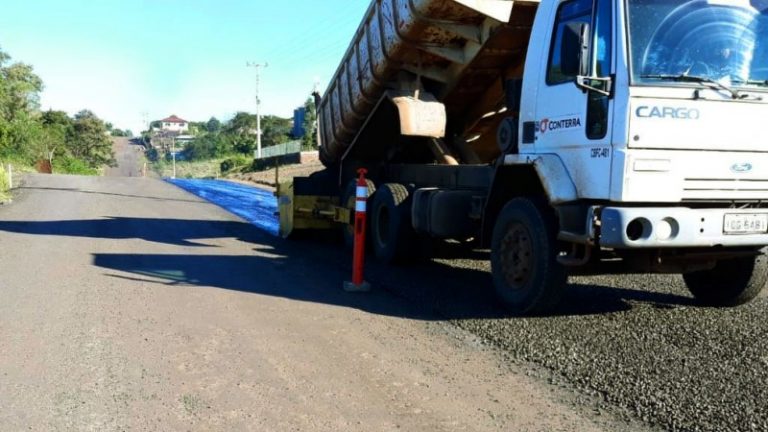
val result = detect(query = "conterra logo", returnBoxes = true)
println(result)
[536,116,582,134]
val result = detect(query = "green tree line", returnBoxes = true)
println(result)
[174,113,293,161]
[0,46,116,174]
[153,96,318,163]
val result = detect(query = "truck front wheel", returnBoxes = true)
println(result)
[371,183,413,263]
[491,198,567,315]
[682,252,768,306]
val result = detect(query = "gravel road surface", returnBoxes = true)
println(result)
[3,140,766,431]
[0,170,626,430]
[164,174,767,432]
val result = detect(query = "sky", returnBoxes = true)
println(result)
[0,0,368,133]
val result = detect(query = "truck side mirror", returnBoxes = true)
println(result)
[561,22,590,77]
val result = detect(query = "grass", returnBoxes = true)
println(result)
[52,157,100,175]
[180,393,203,415]
[153,157,227,179]
[0,160,36,202]
[0,165,10,202]
[152,155,254,179]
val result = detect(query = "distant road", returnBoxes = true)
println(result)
[106,137,145,177]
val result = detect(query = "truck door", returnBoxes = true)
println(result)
[533,0,614,199]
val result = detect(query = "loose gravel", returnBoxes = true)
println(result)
[176,174,768,431]
[371,251,768,432]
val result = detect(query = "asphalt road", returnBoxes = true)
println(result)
[106,137,147,178]
[2,142,766,431]
[0,163,625,429]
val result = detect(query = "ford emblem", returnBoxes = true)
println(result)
[731,163,753,173]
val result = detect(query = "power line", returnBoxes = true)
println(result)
[262,6,363,60]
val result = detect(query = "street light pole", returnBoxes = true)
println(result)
[247,61,268,159]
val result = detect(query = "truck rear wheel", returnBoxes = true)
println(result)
[371,183,413,263]
[342,178,376,249]
[682,252,768,306]
[491,198,567,315]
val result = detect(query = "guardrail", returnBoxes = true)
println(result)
[257,141,302,159]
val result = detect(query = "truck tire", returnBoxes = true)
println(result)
[682,252,768,306]
[371,183,413,263]
[490,198,567,315]
[342,178,376,249]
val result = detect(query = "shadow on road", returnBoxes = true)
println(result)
[18,186,203,204]
[0,215,695,320]
[0,217,260,247]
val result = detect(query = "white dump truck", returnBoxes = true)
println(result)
[278,0,768,314]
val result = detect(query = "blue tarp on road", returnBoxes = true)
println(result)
[166,178,279,236]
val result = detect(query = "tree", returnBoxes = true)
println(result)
[183,134,231,161]
[0,61,43,122]
[38,125,66,165]
[70,110,116,168]
[3,113,43,157]
[187,122,207,136]
[261,115,291,147]
[226,112,257,136]
[74,109,97,121]
[206,117,221,134]
[36,110,74,165]
[302,97,318,149]
[0,46,44,158]
[0,47,116,174]
[41,110,73,129]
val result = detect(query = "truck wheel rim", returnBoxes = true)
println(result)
[499,223,533,290]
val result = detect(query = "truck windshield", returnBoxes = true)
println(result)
[628,0,768,89]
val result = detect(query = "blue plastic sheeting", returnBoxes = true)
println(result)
[166,178,279,236]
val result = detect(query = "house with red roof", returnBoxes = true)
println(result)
[159,115,189,133]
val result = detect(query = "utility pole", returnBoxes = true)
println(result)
[171,136,177,179]
[141,111,149,146]
[247,61,268,159]
[313,78,322,149]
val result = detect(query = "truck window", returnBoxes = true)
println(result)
[629,0,768,90]
[547,0,593,85]
[587,0,612,140]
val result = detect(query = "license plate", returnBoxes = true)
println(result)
[724,213,768,234]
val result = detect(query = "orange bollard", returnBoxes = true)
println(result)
[344,168,371,292]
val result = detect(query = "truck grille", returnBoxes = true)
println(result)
[683,178,768,200]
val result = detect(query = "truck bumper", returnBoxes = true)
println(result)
[600,207,768,248]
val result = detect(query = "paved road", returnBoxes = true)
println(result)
[106,137,146,178]
[3,143,765,432]
[0,173,619,427]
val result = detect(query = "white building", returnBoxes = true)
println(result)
[159,115,189,133]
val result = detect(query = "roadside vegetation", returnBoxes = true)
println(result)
[0,165,10,201]
[0,45,119,198]
[147,97,318,179]
[152,157,229,179]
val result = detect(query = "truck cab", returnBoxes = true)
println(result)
[492,0,768,311]
[282,0,768,314]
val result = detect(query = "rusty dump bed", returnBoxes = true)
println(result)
[318,0,540,167]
